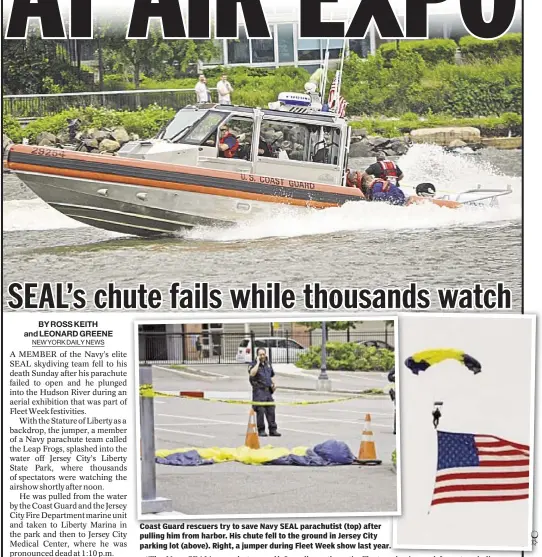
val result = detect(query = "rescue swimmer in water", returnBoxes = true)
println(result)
[346,152,407,205]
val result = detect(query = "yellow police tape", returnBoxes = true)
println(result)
[139,384,388,406]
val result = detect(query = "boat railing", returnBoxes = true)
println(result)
[3,88,219,119]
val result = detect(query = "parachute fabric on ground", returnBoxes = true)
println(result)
[155,440,355,466]
[405,348,482,375]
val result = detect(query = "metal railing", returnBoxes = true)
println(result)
[139,329,394,366]
[3,88,219,118]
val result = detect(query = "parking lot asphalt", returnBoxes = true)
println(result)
[143,365,398,517]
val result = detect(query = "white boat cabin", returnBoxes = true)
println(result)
[119,102,351,187]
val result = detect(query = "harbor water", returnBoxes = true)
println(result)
[3,144,522,312]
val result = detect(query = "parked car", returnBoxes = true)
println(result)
[358,340,395,351]
[236,337,307,364]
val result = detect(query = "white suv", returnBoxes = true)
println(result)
[236,337,306,364]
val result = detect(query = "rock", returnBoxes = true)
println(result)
[85,128,109,142]
[111,127,130,145]
[56,132,71,145]
[369,137,391,149]
[481,137,522,150]
[410,127,481,146]
[388,139,409,156]
[82,138,99,150]
[99,139,121,153]
[130,133,141,142]
[349,140,374,158]
[351,128,368,138]
[449,139,467,148]
[3,133,13,152]
[36,131,57,146]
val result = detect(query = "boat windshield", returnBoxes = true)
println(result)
[181,111,227,145]
[158,108,209,141]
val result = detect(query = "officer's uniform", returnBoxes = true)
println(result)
[249,360,278,435]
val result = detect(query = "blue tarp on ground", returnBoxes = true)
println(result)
[155,440,356,467]
[156,449,213,466]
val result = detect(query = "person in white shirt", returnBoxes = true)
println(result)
[195,75,210,103]
[216,74,233,104]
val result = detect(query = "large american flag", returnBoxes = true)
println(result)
[432,431,530,507]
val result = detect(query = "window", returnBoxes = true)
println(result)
[327,38,345,59]
[240,340,249,347]
[227,27,250,64]
[298,38,321,61]
[220,116,255,159]
[277,24,295,63]
[298,64,320,76]
[207,39,225,65]
[159,108,209,141]
[349,39,370,59]
[252,32,275,64]
[260,118,342,165]
[182,111,226,145]
[287,340,303,349]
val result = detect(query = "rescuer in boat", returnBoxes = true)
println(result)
[362,152,406,205]
[218,124,240,158]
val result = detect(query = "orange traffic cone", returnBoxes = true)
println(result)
[245,408,260,450]
[357,413,382,465]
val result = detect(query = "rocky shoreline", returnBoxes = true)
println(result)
[3,124,521,159]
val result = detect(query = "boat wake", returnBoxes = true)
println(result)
[3,145,521,239]
[184,144,521,243]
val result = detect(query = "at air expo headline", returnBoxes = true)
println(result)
[5,0,517,41]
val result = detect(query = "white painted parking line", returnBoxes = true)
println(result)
[328,409,393,417]
[280,413,391,428]
[155,427,215,438]
[156,423,227,427]
[157,413,339,437]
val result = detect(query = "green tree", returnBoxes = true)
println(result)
[101,24,219,88]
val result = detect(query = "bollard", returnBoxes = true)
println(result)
[139,366,173,514]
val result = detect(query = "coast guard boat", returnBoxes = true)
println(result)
[6,92,512,237]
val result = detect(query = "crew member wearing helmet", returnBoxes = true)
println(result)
[362,152,406,205]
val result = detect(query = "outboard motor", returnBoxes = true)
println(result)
[67,118,81,142]
[416,183,437,198]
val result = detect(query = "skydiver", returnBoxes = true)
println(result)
[432,407,442,429]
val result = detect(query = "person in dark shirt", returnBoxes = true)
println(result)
[363,152,404,184]
[248,348,281,437]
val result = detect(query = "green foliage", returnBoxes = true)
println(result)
[296,342,395,372]
[459,33,522,62]
[342,51,521,117]
[392,450,397,465]
[116,105,176,138]
[3,114,24,143]
[379,39,458,66]
[349,113,522,138]
[18,105,176,143]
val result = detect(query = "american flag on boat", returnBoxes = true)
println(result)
[328,75,348,118]
[431,431,530,507]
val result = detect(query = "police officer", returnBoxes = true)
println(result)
[248,348,281,437]
[387,368,396,435]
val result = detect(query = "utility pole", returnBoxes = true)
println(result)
[317,322,332,391]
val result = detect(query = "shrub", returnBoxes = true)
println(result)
[379,38,457,66]
[392,450,397,465]
[3,113,24,143]
[296,342,395,372]
[459,33,522,62]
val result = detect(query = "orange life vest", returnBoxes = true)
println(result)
[220,133,239,158]
[378,160,398,178]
